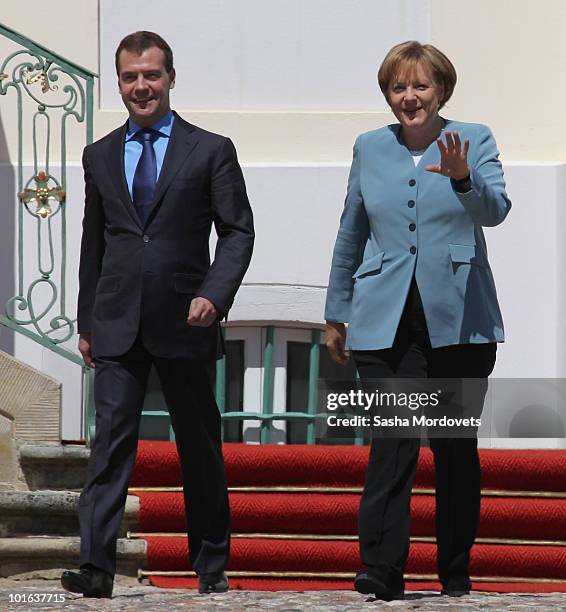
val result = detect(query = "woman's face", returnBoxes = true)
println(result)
[387,62,443,133]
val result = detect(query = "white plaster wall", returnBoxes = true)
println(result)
[3,0,566,162]
[99,0,430,110]
[486,164,566,378]
[431,0,566,162]
[1,0,566,162]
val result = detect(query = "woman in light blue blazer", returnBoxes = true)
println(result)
[325,41,511,601]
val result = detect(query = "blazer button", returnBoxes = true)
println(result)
[410,246,417,254]
[409,179,416,187]
[408,200,415,208]
[409,223,416,231]
[142,235,150,243]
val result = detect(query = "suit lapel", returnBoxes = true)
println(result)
[148,115,199,219]
[104,122,143,229]
[104,114,199,229]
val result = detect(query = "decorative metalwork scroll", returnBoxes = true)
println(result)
[0,23,97,442]
[0,25,95,346]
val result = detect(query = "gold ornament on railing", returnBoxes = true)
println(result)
[19,171,65,218]
[22,66,55,93]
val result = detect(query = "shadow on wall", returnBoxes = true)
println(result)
[0,109,15,355]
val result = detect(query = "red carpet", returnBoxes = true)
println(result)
[143,537,566,579]
[135,490,566,540]
[131,441,566,491]
[129,441,566,592]
[149,577,566,593]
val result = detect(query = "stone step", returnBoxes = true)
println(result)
[0,491,138,537]
[19,444,90,491]
[0,536,145,578]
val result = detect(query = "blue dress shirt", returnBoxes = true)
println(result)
[124,111,174,198]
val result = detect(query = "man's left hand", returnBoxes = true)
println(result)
[187,297,218,327]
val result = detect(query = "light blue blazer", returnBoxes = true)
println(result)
[324,120,511,350]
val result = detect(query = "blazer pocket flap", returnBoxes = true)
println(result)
[352,252,385,279]
[96,276,120,294]
[174,272,202,294]
[448,244,485,266]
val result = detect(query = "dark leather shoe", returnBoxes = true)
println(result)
[354,570,404,601]
[441,588,470,597]
[440,589,470,597]
[198,570,229,594]
[441,577,471,597]
[61,566,113,598]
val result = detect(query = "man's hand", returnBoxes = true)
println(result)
[187,297,218,327]
[325,321,350,365]
[78,333,95,368]
[425,131,470,181]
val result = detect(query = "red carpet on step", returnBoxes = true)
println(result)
[149,576,566,593]
[131,441,566,492]
[131,441,566,592]
[133,490,566,540]
[143,537,566,579]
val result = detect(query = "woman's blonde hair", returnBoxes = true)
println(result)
[378,41,457,109]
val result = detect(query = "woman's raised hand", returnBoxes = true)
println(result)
[425,131,470,181]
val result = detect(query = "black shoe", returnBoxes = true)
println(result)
[354,570,404,601]
[198,571,229,594]
[441,588,470,597]
[61,566,113,598]
[441,577,471,597]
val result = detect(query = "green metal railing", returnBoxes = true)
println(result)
[218,326,364,444]
[0,23,97,441]
[217,326,325,444]
[142,325,366,445]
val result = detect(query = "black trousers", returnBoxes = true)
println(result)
[78,334,230,576]
[353,279,496,588]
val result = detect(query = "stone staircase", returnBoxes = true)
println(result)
[0,443,145,578]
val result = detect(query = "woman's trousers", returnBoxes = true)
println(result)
[353,279,496,589]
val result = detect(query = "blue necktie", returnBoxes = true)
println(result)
[132,129,157,226]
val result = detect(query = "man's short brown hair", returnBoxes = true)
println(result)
[115,31,174,75]
[378,41,457,109]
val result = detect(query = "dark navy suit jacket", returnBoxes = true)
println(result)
[77,112,254,359]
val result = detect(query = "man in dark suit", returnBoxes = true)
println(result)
[61,31,254,598]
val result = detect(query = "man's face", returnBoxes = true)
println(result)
[117,46,175,127]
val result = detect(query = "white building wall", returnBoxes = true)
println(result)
[99,0,430,111]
